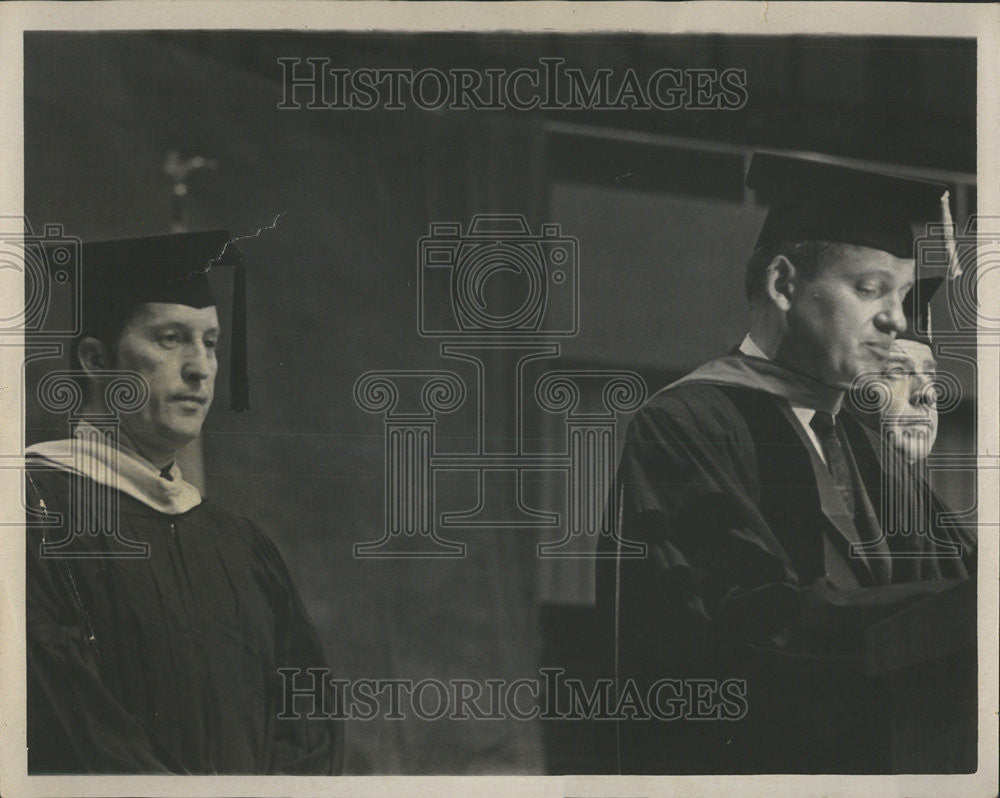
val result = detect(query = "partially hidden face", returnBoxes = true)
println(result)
[880,338,939,463]
[113,302,220,457]
[780,244,914,388]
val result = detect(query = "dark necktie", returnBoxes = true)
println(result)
[159,464,174,482]
[810,412,854,517]
[810,411,891,584]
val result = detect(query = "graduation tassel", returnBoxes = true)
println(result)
[940,190,963,278]
[230,258,250,412]
[216,213,285,411]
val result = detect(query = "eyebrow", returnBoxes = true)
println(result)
[147,321,220,336]
[854,271,913,290]
[884,355,937,371]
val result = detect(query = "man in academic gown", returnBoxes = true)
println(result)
[595,154,976,774]
[847,275,977,578]
[25,231,343,774]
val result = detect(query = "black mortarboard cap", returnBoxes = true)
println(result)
[77,230,249,411]
[746,152,949,258]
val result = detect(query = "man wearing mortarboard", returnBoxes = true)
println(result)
[24,231,343,774]
[596,153,976,774]
[847,268,977,581]
[875,278,946,463]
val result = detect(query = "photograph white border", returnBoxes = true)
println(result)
[1,3,996,797]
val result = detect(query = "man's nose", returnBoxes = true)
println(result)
[911,375,937,408]
[182,344,211,380]
[876,294,908,334]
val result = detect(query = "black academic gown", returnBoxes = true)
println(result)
[25,465,343,775]
[595,381,974,774]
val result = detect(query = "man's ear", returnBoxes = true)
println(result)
[764,255,796,311]
[76,337,112,376]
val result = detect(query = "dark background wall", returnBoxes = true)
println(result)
[23,32,977,774]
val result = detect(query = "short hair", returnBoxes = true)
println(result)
[744,239,835,300]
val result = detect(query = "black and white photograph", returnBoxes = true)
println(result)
[0,3,996,797]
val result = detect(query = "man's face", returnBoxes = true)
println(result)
[113,302,219,460]
[778,245,914,388]
[881,338,939,462]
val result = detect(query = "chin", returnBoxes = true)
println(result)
[898,443,930,464]
[889,426,936,464]
[819,368,856,389]
[170,426,204,445]
[157,420,205,449]
[808,357,862,388]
